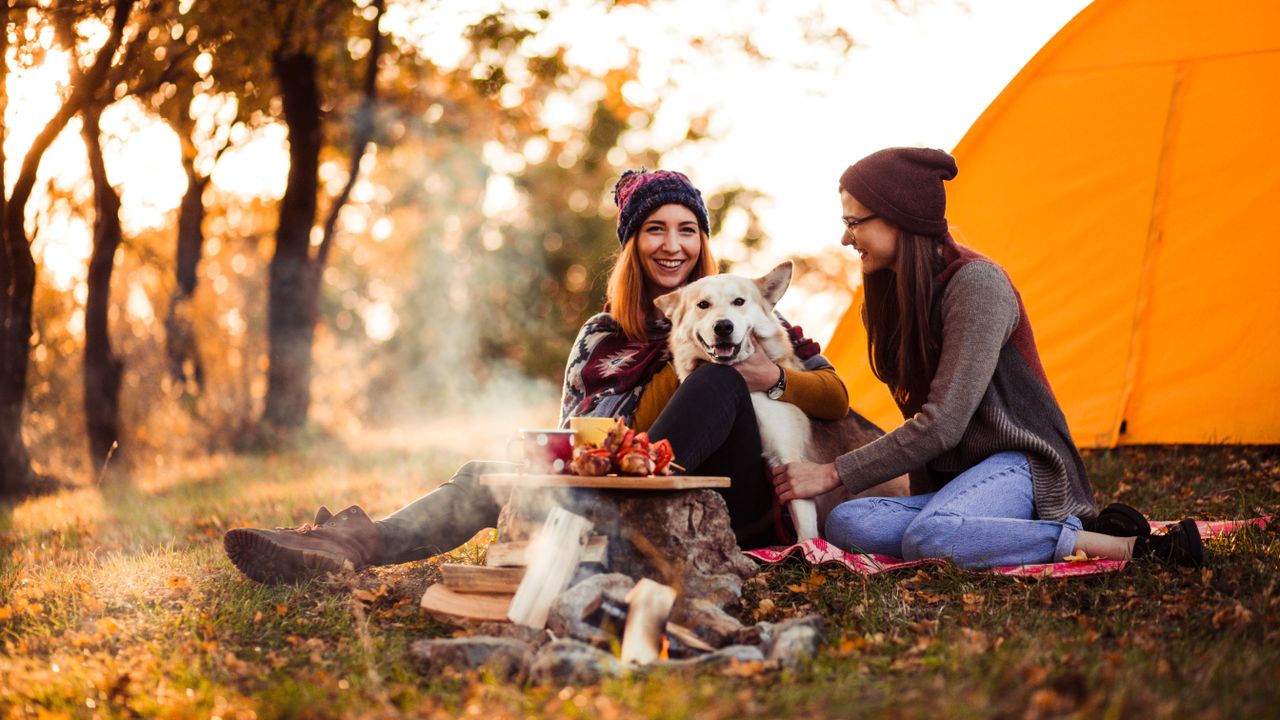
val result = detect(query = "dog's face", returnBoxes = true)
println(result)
[654,261,793,365]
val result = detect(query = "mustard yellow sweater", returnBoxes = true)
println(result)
[633,364,850,432]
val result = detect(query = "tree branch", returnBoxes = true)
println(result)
[315,0,384,270]
[9,0,136,213]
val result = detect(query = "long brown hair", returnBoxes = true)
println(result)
[864,231,952,411]
[606,231,717,341]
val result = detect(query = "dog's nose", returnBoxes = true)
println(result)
[714,320,734,338]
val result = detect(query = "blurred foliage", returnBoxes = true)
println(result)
[6,0,867,479]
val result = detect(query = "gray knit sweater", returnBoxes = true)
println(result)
[833,260,1096,522]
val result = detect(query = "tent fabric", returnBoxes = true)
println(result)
[825,0,1280,447]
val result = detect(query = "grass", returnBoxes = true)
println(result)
[1,429,1277,719]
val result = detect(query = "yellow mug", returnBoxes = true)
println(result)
[569,416,617,447]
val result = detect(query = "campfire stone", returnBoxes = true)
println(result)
[547,573,635,648]
[658,644,766,675]
[471,622,550,649]
[761,615,825,668]
[408,636,533,683]
[529,639,625,686]
[496,487,756,608]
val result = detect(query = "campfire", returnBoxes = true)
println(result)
[413,467,825,684]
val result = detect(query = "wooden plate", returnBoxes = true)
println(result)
[478,473,730,489]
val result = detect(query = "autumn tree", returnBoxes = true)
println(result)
[108,1,250,398]
[0,0,135,495]
[219,0,385,435]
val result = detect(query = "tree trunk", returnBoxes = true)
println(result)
[165,157,208,393]
[0,0,133,494]
[0,0,34,493]
[0,153,38,492]
[262,50,322,431]
[0,231,38,493]
[260,1,383,436]
[80,103,125,468]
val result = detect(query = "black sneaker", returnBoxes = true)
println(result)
[1083,502,1152,538]
[1133,519,1206,567]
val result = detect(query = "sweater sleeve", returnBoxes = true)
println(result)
[833,262,1020,494]
[558,318,597,426]
[780,366,849,420]
[633,364,679,432]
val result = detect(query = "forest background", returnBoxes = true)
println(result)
[0,0,1091,493]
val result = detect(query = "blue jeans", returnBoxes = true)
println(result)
[825,452,1081,569]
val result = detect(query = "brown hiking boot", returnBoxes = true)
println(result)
[224,505,385,584]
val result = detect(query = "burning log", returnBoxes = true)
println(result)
[665,621,715,653]
[547,573,635,649]
[620,578,678,665]
[506,507,593,629]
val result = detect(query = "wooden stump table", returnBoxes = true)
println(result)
[420,473,755,624]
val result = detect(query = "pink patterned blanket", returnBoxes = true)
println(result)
[742,517,1272,578]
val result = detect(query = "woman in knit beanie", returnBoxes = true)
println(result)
[563,168,851,547]
[769,147,1205,569]
[225,169,850,583]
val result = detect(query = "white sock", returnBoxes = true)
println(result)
[1070,530,1137,561]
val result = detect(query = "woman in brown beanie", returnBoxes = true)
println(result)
[224,169,847,583]
[769,147,1205,569]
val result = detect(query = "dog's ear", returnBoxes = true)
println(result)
[653,289,681,321]
[754,260,793,308]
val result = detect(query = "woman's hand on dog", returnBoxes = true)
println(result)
[771,461,840,501]
[736,337,782,392]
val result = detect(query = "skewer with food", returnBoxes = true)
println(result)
[568,419,680,476]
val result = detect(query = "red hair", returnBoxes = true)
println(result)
[607,232,717,341]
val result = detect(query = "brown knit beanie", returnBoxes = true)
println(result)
[839,147,958,237]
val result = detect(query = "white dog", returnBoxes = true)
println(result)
[655,261,909,543]
[654,261,827,541]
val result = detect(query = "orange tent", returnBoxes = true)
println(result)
[826,0,1280,447]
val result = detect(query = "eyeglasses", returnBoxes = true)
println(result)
[842,214,879,230]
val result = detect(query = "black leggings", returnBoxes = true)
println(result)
[375,363,778,563]
[648,363,778,548]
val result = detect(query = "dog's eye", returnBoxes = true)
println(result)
[731,298,746,306]
[696,300,711,310]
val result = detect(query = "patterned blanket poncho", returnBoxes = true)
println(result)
[559,311,824,427]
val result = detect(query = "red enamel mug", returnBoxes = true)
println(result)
[507,428,577,473]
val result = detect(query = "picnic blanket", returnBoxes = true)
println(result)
[743,517,1272,578]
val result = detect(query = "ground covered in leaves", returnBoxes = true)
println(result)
[2,423,1277,719]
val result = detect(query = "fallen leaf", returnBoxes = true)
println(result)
[754,598,776,620]
[1211,602,1254,630]
[1022,664,1050,685]
[785,571,827,594]
[276,604,289,618]
[1062,549,1093,563]
[957,627,989,656]
[719,659,769,678]
[1028,687,1075,715]
[836,635,866,655]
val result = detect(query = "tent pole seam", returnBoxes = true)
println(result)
[1110,61,1190,447]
